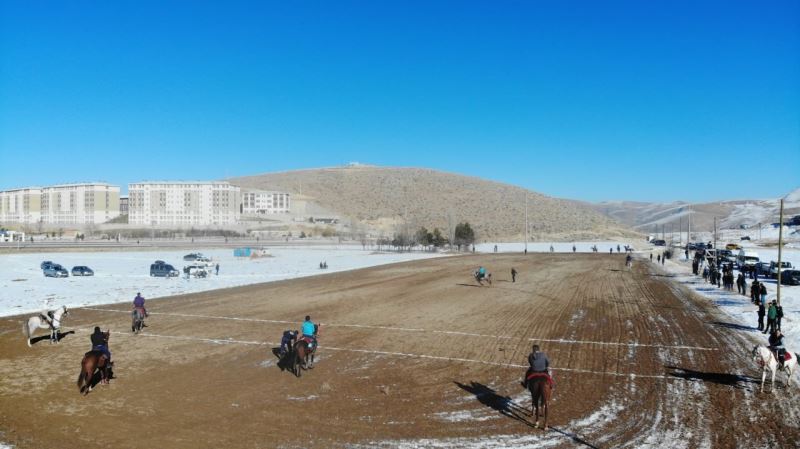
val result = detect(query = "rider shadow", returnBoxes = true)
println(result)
[456,283,484,288]
[29,330,75,345]
[271,347,293,372]
[453,381,532,427]
[665,365,758,389]
[709,321,758,333]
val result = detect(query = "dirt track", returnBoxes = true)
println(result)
[1,254,799,448]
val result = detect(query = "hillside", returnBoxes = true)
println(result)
[592,188,800,233]
[229,166,637,241]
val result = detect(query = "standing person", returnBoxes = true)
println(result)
[511,267,518,283]
[550,245,554,253]
[750,280,759,304]
[215,263,220,275]
[661,253,665,265]
[657,254,661,264]
[609,248,613,254]
[760,283,767,306]
[703,266,709,282]
[279,329,298,357]
[617,245,621,253]
[765,301,777,334]
[776,303,783,331]
[650,253,653,262]
[521,344,550,388]
[740,273,747,296]
[572,245,576,253]
[757,302,765,331]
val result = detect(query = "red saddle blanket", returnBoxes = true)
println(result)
[526,372,555,387]
[785,352,793,362]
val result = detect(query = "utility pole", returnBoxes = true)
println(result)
[777,199,785,305]
[524,193,528,254]
[714,216,718,266]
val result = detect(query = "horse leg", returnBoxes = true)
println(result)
[542,386,550,430]
[761,369,766,393]
[771,367,777,393]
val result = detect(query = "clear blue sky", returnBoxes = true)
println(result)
[1,1,798,202]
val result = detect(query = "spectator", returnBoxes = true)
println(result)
[650,253,653,262]
[757,302,765,331]
[657,254,661,264]
[776,303,783,331]
[765,300,778,334]
[661,254,665,265]
[511,267,518,283]
[750,280,759,304]
[760,283,767,307]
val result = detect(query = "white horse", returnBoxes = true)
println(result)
[23,305,69,347]
[752,345,796,392]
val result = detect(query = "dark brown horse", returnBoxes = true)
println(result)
[291,339,316,378]
[77,332,111,394]
[527,374,552,429]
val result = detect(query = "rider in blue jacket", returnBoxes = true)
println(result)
[302,316,317,349]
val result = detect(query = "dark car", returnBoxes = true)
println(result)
[43,264,68,278]
[40,260,54,269]
[740,236,751,241]
[780,270,800,286]
[71,266,94,276]
[652,239,666,246]
[150,261,179,277]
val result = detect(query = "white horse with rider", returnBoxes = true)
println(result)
[23,305,69,347]
[752,345,797,392]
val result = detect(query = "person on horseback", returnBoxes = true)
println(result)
[90,326,111,364]
[41,309,56,330]
[477,266,486,280]
[302,316,317,350]
[522,344,550,388]
[280,329,298,356]
[133,292,148,318]
[768,330,786,368]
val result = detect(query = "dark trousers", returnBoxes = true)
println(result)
[757,314,765,331]
[777,317,782,331]
[765,318,776,334]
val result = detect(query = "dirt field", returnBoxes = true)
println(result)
[1,254,799,448]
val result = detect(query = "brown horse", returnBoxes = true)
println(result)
[527,374,552,429]
[77,332,111,394]
[291,339,316,378]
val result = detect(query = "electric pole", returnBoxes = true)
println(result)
[777,199,785,305]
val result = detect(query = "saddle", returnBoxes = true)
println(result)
[526,372,555,388]
[40,313,55,329]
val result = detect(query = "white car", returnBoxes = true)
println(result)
[769,261,794,279]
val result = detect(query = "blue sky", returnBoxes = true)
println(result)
[1,1,798,202]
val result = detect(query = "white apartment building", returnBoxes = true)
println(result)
[128,181,240,226]
[0,183,119,225]
[241,190,291,215]
[40,183,120,225]
[0,187,42,224]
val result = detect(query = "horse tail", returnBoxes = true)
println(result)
[77,357,87,391]
[23,319,31,345]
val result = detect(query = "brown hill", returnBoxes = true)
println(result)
[229,166,636,241]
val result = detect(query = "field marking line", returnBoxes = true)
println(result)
[83,306,713,352]
[73,327,676,380]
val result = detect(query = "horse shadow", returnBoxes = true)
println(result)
[29,330,75,345]
[665,365,758,389]
[271,347,293,372]
[709,321,758,332]
[456,283,483,288]
[454,381,533,427]
[82,365,115,394]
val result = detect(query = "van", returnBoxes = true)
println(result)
[737,250,759,269]
[150,261,179,277]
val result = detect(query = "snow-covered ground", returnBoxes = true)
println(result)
[475,241,634,254]
[0,246,444,318]
[661,248,800,352]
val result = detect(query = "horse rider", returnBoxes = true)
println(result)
[280,329,298,356]
[768,330,786,368]
[477,266,486,280]
[626,253,632,267]
[40,309,56,330]
[133,292,148,318]
[302,315,318,350]
[90,326,112,365]
[522,344,551,388]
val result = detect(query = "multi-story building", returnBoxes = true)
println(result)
[1,184,119,225]
[119,196,129,215]
[128,181,240,226]
[0,187,42,224]
[241,190,291,215]
[40,183,120,225]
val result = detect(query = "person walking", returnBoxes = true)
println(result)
[215,263,220,275]
[757,302,765,331]
[765,301,778,334]
[511,267,518,283]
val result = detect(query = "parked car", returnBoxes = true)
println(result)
[740,236,751,241]
[150,261,179,277]
[756,262,772,276]
[43,264,69,277]
[737,249,759,269]
[40,260,54,269]
[769,261,794,279]
[183,264,210,278]
[652,239,666,246]
[183,253,205,261]
[71,266,94,276]
[725,243,741,251]
[780,270,800,286]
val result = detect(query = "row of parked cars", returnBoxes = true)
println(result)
[41,261,94,278]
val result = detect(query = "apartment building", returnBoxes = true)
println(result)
[128,181,240,226]
[241,190,291,215]
[0,187,42,224]
[0,183,119,225]
[119,196,129,215]
[40,183,120,225]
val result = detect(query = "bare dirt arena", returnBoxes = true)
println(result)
[1,254,799,448]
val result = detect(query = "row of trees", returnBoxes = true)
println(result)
[384,222,475,251]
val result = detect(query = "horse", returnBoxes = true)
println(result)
[527,373,553,429]
[23,305,69,347]
[291,339,317,378]
[753,345,797,392]
[131,308,146,333]
[474,271,492,286]
[77,332,112,394]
